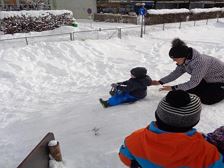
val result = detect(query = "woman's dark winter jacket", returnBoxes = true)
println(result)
[160,48,224,91]
[117,75,152,99]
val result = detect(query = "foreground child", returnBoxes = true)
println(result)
[119,90,224,168]
[99,67,152,108]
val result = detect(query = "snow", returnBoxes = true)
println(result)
[148,8,189,14]
[49,159,65,168]
[48,140,58,147]
[148,7,224,15]
[0,10,73,19]
[49,155,65,168]
[0,18,224,168]
[191,8,223,14]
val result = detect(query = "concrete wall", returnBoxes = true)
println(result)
[145,11,223,25]
[94,11,223,25]
[156,3,177,9]
[94,13,137,24]
[51,0,97,19]
[190,3,204,9]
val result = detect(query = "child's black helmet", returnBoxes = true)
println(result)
[130,67,147,78]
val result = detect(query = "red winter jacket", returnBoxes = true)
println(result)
[119,122,224,168]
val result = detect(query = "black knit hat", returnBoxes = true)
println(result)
[155,90,201,132]
[169,38,191,58]
[169,46,190,58]
[130,67,147,78]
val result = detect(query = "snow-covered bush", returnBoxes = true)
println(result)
[0,10,73,34]
[189,8,222,21]
[146,9,189,25]
[145,8,223,25]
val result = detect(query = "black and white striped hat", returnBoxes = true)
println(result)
[156,90,201,130]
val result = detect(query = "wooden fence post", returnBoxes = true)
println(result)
[25,37,28,45]
[163,23,165,31]
[217,14,219,22]
[17,132,55,168]
[48,140,62,161]
[70,33,73,41]
[118,28,122,39]
[179,21,182,29]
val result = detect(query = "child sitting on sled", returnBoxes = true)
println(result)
[99,67,152,108]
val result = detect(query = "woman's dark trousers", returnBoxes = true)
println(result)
[187,79,224,105]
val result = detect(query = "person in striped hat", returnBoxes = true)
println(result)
[151,38,224,105]
[119,90,224,168]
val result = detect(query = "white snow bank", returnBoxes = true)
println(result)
[0,10,73,19]
[48,140,58,147]
[49,158,66,168]
[148,7,224,15]
[191,8,223,14]
[148,8,189,15]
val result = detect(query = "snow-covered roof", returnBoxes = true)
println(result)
[0,10,73,19]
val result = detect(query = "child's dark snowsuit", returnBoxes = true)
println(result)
[108,75,152,106]
[102,67,152,107]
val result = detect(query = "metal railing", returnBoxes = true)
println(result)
[0,18,223,47]
[0,27,129,46]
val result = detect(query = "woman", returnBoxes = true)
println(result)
[152,38,224,105]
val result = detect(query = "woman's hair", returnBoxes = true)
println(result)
[169,38,192,59]
[171,38,187,48]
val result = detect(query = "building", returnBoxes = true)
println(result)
[97,0,154,14]
[1,0,224,18]
[50,0,97,19]
[96,0,224,14]
[154,0,224,9]
[0,0,97,19]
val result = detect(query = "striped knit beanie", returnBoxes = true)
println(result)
[156,90,201,132]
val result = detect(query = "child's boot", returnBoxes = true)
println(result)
[99,98,110,108]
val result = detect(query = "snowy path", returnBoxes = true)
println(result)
[0,21,224,167]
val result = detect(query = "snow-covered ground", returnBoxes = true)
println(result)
[0,19,224,168]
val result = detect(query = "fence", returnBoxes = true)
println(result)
[0,27,137,47]
[0,17,223,47]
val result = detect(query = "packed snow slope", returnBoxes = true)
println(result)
[0,19,224,168]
